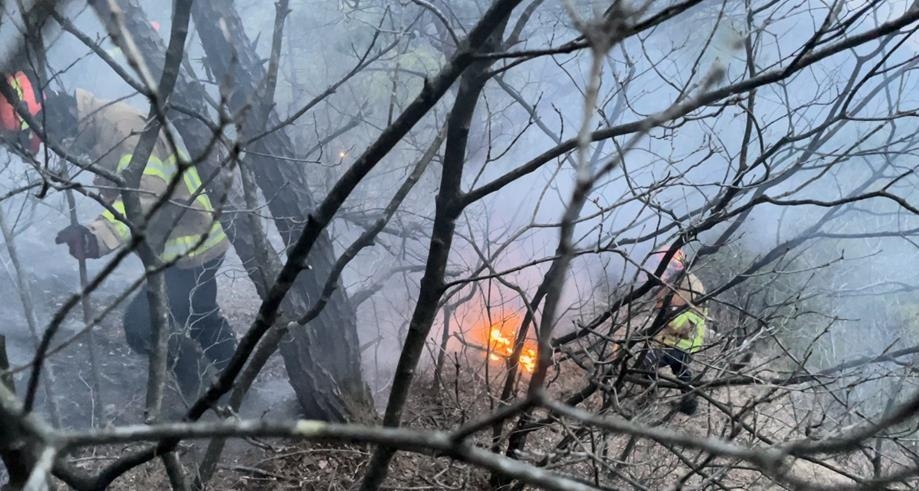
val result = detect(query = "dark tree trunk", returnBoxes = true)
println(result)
[90,0,372,421]
[189,0,371,421]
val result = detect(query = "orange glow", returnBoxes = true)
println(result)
[477,315,538,374]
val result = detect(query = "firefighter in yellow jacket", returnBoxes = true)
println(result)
[640,245,707,415]
[0,78,237,398]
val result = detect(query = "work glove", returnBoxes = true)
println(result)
[54,224,100,260]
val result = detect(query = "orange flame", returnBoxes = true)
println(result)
[480,318,538,373]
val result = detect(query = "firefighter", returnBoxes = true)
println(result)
[639,245,707,415]
[0,73,237,399]
[0,71,42,154]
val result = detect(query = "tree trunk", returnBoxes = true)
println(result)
[189,0,371,421]
[90,0,372,421]
[87,0,273,293]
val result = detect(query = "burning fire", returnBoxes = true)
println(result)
[480,317,538,374]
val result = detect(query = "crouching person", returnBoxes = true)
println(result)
[639,245,707,415]
[0,80,240,400]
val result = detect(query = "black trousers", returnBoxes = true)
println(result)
[123,258,237,377]
[639,347,693,390]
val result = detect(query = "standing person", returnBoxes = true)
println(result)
[639,244,707,415]
[0,75,237,399]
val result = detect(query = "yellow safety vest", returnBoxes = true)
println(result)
[100,152,226,263]
[660,309,706,353]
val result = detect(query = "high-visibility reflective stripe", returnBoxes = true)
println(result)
[165,153,214,211]
[662,310,706,353]
[161,221,227,262]
[109,151,226,260]
[118,153,214,211]
[9,77,28,131]
[168,154,214,211]
[10,78,23,99]
[100,200,131,241]
[117,154,177,182]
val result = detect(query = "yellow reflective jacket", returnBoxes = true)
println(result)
[655,273,707,353]
[69,89,228,268]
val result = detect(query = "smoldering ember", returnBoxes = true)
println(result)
[4,1,919,489]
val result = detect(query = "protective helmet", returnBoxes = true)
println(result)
[649,244,686,281]
[0,71,42,153]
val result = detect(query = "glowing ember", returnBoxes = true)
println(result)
[483,321,538,373]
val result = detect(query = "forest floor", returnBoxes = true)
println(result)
[0,267,894,490]
[0,262,304,488]
[0,318,886,490]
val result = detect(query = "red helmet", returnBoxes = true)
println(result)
[0,71,42,153]
[649,244,686,281]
